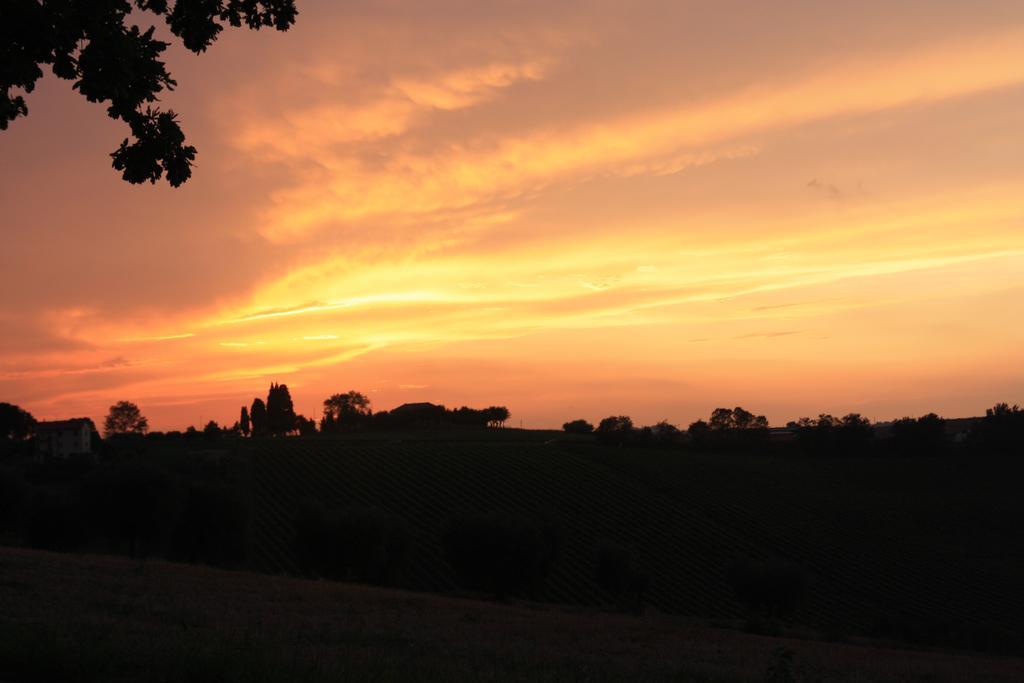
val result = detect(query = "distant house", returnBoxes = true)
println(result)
[389,402,445,427]
[35,418,96,459]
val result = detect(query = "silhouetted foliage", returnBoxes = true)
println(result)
[249,398,267,437]
[595,415,634,445]
[239,406,250,437]
[442,511,562,599]
[320,391,371,433]
[891,413,947,456]
[650,420,682,446]
[728,558,807,619]
[484,406,510,428]
[84,463,183,557]
[788,413,874,455]
[687,419,711,448]
[295,415,317,436]
[293,502,410,585]
[203,420,222,440]
[562,419,594,434]
[265,383,296,436]
[0,468,30,531]
[698,407,769,450]
[0,0,298,185]
[709,406,769,431]
[103,401,148,437]
[169,481,251,566]
[970,403,1024,455]
[594,540,649,612]
[24,492,87,551]
[0,402,36,440]
[447,405,512,429]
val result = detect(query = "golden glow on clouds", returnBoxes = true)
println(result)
[242,27,1024,243]
[3,2,1023,428]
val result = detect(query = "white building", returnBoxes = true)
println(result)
[35,418,95,459]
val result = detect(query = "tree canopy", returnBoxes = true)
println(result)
[0,402,36,440]
[265,382,296,436]
[103,400,148,437]
[321,391,372,433]
[1,0,298,186]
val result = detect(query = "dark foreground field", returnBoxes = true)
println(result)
[249,435,1024,650]
[2,546,1023,682]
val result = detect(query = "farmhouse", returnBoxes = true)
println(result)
[389,402,445,427]
[35,418,96,459]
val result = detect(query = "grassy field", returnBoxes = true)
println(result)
[2,545,1023,682]
[246,433,1024,650]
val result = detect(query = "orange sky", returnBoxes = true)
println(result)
[2,1,1023,430]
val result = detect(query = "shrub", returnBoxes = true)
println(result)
[83,463,185,557]
[293,503,410,585]
[594,540,649,611]
[24,493,88,551]
[169,481,252,567]
[727,558,807,619]
[442,511,562,599]
[0,468,30,532]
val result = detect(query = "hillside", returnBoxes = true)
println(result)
[2,546,1023,682]
[248,433,1024,650]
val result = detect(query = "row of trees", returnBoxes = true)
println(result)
[2,388,513,449]
[0,460,250,566]
[562,406,772,448]
[564,403,1024,456]
[235,386,510,437]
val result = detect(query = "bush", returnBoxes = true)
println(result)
[594,540,649,611]
[727,558,807,619]
[442,511,562,599]
[293,503,410,585]
[0,468,30,532]
[84,463,185,557]
[24,493,88,551]
[169,481,252,567]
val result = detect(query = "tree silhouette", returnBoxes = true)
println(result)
[1,1,298,186]
[702,407,769,449]
[265,382,296,436]
[687,419,711,447]
[321,391,371,433]
[239,405,250,437]
[295,414,317,436]
[596,415,634,445]
[891,413,946,456]
[249,398,267,436]
[103,400,148,437]
[0,402,36,440]
[484,406,511,428]
[562,419,594,434]
[202,420,221,439]
[651,420,682,445]
[788,413,874,455]
[971,403,1024,455]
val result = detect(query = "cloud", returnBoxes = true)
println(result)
[243,26,1024,243]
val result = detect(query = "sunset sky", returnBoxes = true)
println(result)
[2,0,1023,431]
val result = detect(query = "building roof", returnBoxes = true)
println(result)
[391,402,441,413]
[35,418,95,432]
